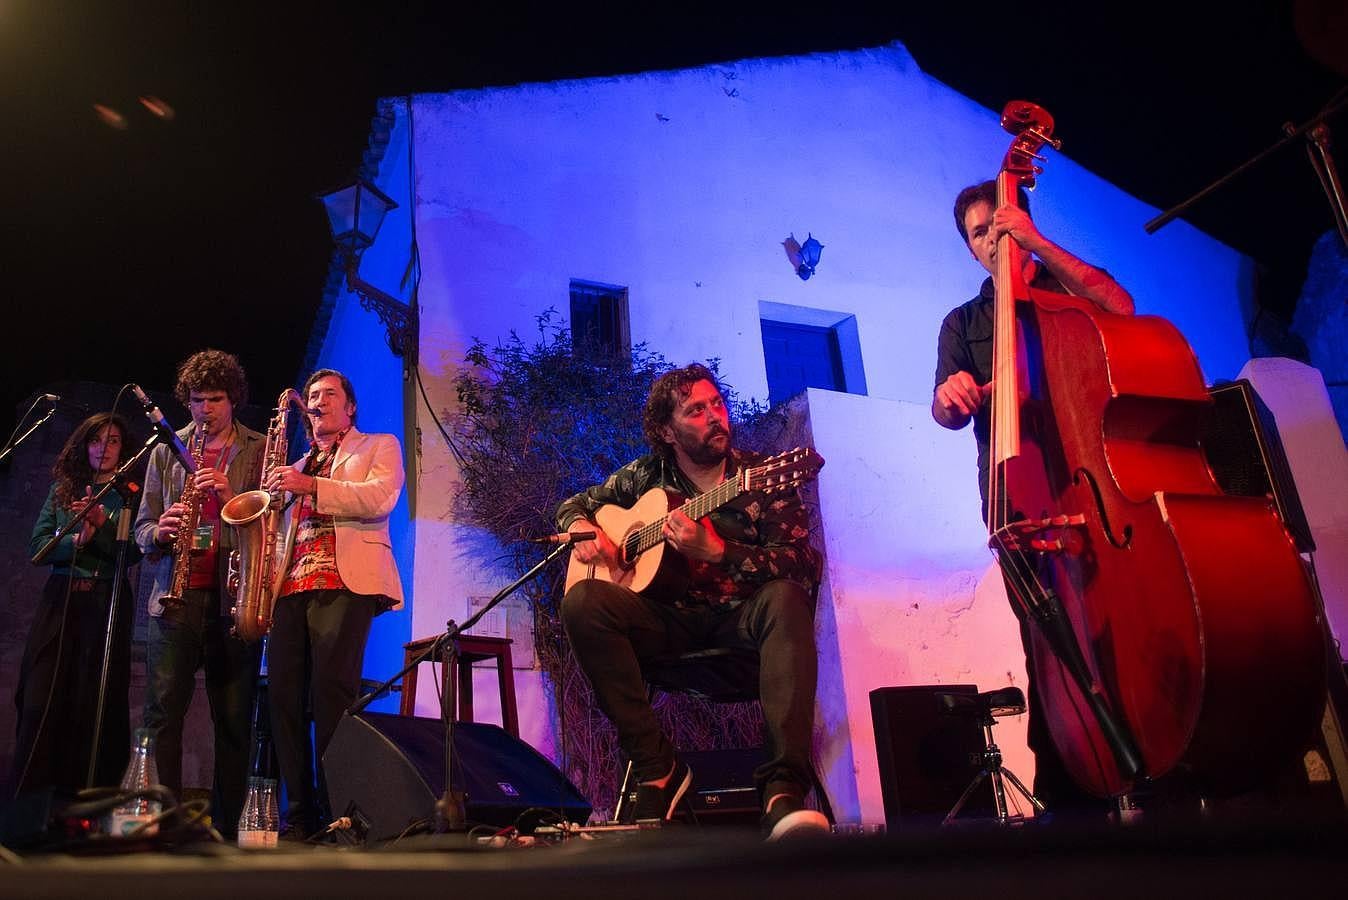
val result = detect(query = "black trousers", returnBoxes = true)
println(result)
[144,588,261,835]
[11,575,132,798]
[561,578,818,798]
[268,588,377,833]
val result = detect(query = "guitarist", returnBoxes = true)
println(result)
[557,363,828,841]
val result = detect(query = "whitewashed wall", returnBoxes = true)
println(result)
[374,44,1262,822]
[804,388,1033,823]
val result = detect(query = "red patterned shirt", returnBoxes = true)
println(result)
[278,436,348,597]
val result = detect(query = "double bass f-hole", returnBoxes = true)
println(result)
[1073,468,1133,550]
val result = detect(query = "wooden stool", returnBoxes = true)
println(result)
[399,633,519,737]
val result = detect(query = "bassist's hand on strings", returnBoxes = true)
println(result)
[663,508,726,564]
[992,203,1047,257]
[934,371,992,428]
[569,520,621,569]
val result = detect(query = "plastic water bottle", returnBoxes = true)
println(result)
[237,777,280,848]
[237,777,264,848]
[107,728,162,837]
[260,778,280,848]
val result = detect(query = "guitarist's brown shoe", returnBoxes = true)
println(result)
[629,760,693,824]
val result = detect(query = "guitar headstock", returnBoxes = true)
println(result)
[743,446,825,494]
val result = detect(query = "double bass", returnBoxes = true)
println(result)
[986,101,1325,798]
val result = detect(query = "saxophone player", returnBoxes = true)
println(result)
[263,368,404,841]
[133,349,265,838]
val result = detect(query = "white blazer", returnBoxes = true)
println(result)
[277,427,405,609]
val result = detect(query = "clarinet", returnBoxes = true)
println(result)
[159,424,207,606]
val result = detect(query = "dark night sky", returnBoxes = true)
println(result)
[2,1,1344,443]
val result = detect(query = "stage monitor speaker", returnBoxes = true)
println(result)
[324,712,591,839]
[1202,379,1314,553]
[870,685,995,830]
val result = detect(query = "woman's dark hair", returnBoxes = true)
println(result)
[642,363,723,458]
[173,348,249,409]
[52,413,129,507]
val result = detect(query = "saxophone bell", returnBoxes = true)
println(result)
[224,388,307,643]
[222,489,271,602]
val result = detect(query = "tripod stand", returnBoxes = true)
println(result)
[941,686,1045,826]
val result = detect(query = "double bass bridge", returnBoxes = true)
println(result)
[990,513,1087,555]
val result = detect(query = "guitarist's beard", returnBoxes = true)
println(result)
[680,426,730,467]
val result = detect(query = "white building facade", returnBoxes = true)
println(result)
[306,44,1337,825]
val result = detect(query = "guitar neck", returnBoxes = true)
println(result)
[632,475,742,556]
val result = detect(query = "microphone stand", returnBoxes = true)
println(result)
[1145,91,1348,237]
[346,539,574,833]
[86,481,140,788]
[0,403,58,467]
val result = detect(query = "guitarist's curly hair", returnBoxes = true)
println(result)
[642,362,723,458]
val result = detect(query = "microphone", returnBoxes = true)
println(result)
[530,531,596,545]
[130,384,198,474]
[41,393,92,412]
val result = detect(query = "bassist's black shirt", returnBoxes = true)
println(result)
[934,265,1067,517]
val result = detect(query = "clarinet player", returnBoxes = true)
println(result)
[134,349,265,837]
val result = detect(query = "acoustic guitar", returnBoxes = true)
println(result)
[563,447,824,598]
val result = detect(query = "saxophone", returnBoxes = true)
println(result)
[222,388,308,642]
[160,424,207,607]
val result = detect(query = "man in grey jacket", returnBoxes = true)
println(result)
[134,349,264,837]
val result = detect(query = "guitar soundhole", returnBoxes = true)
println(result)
[622,532,642,567]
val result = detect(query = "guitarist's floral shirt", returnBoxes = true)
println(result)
[556,449,822,607]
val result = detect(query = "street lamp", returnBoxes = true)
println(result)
[316,179,416,358]
[796,233,824,281]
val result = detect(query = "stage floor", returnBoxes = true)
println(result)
[4,816,1347,899]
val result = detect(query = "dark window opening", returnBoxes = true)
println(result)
[570,280,630,358]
